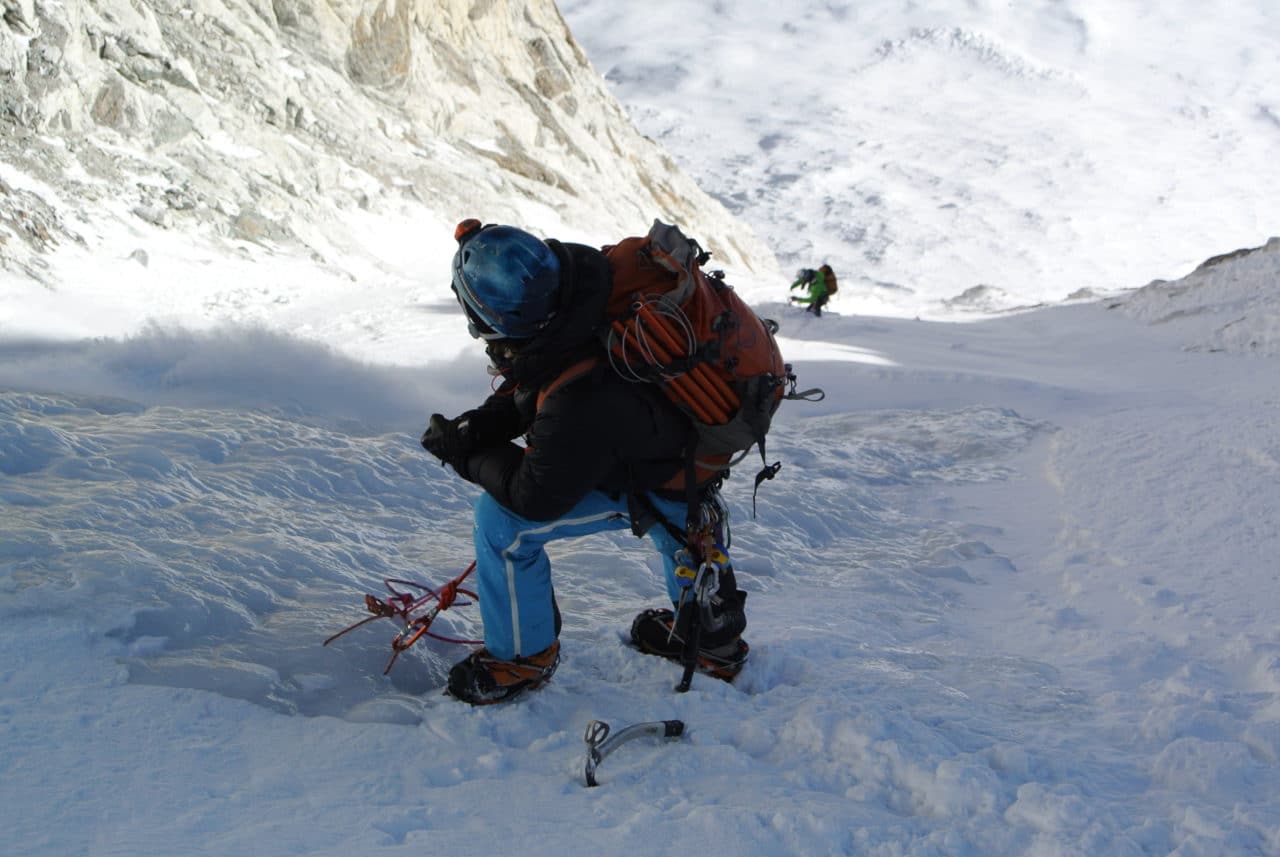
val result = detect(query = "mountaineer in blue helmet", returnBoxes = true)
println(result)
[420,219,748,705]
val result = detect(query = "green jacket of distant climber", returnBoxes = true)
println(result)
[790,264,837,313]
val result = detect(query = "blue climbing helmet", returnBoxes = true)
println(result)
[451,219,561,340]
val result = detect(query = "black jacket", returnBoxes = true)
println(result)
[452,242,692,521]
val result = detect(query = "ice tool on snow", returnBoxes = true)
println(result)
[583,719,685,787]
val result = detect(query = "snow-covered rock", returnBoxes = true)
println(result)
[1110,237,1280,356]
[0,0,779,293]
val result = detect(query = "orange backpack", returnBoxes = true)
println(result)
[597,221,821,507]
[819,264,838,295]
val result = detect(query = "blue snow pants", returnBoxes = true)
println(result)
[472,489,689,660]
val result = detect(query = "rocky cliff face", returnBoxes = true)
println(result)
[0,0,777,291]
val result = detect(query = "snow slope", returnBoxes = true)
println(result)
[3,243,1279,854]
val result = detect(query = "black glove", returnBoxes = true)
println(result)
[420,413,473,467]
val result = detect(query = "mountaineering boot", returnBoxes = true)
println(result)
[446,640,560,705]
[630,592,749,681]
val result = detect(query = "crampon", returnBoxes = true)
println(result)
[323,561,481,674]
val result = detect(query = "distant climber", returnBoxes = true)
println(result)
[789,264,837,316]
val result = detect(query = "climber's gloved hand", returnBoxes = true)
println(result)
[420,413,473,467]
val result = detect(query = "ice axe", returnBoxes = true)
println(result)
[582,718,685,787]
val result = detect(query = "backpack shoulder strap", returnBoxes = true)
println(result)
[536,356,603,411]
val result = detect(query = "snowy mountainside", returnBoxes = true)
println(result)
[1110,237,1280,356]
[3,0,1280,852]
[561,0,1280,317]
[0,0,778,355]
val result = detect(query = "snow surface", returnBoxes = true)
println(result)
[3,3,1280,857]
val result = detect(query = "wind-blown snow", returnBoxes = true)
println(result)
[3,2,1280,856]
